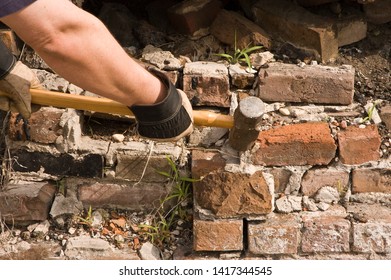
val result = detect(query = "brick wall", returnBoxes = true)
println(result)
[1,0,390,259]
[187,61,390,259]
[1,58,389,259]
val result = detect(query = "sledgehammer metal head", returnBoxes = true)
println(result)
[228,96,265,151]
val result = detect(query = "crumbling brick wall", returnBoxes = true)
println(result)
[0,0,390,259]
[1,59,390,259]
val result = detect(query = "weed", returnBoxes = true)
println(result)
[139,213,174,248]
[56,178,66,196]
[139,156,198,248]
[214,30,263,71]
[362,101,380,123]
[75,205,93,228]
[362,104,375,123]
[157,157,195,210]
[336,180,348,198]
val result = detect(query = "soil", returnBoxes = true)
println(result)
[335,22,390,158]
[337,23,390,104]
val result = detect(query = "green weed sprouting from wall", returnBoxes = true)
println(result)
[139,156,199,248]
[214,30,263,71]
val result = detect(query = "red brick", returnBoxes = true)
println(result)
[352,168,391,193]
[191,150,226,179]
[146,0,177,32]
[0,182,56,224]
[115,154,171,182]
[193,219,243,251]
[301,168,350,197]
[164,70,180,86]
[302,216,351,253]
[347,203,391,223]
[348,203,391,253]
[248,214,300,255]
[8,108,63,143]
[183,62,230,107]
[252,0,338,62]
[195,170,272,218]
[210,9,271,50]
[229,64,257,89]
[257,63,354,105]
[338,125,381,165]
[253,122,337,166]
[77,179,173,211]
[167,0,222,35]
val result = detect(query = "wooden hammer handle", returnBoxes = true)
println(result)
[27,88,234,128]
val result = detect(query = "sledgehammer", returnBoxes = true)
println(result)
[3,88,266,150]
[28,88,234,129]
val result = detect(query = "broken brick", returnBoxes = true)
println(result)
[195,170,272,218]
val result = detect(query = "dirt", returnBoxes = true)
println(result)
[337,23,390,104]
[336,22,390,158]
